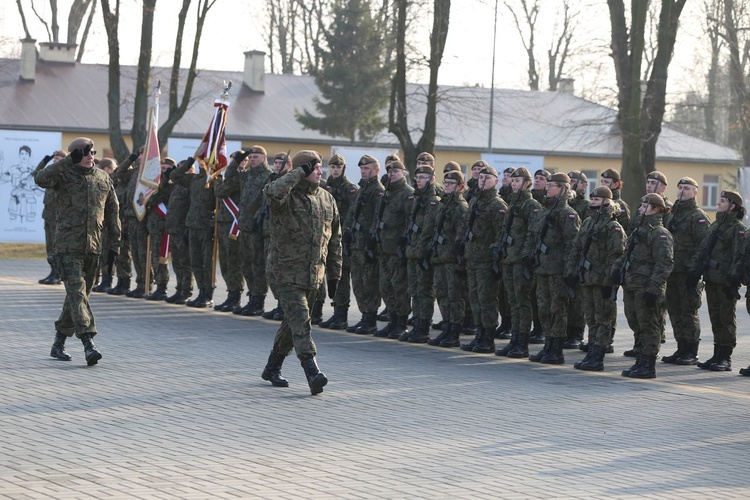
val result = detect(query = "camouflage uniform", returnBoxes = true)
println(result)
[566,189,590,345]
[165,180,193,300]
[34,154,120,340]
[110,155,135,289]
[213,175,244,295]
[323,173,358,308]
[611,187,631,231]
[145,171,173,293]
[114,158,149,293]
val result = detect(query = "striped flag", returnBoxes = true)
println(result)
[194,96,230,181]
[133,89,162,221]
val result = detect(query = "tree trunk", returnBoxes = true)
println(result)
[15,0,33,40]
[50,0,59,43]
[725,0,750,165]
[75,0,97,62]
[67,0,94,44]
[130,0,157,152]
[101,0,129,161]
[388,0,415,172]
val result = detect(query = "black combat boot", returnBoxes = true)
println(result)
[541,337,565,364]
[165,288,182,303]
[107,277,130,296]
[262,301,281,320]
[222,291,242,312]
[261,350,289,387]
[310,298,325,325]
[377,307,389,322]
[374,312,397,338]
[563,326,584,349]
[272,308,285,321]
[346,315,364,333]
[621,354,642,377]
[431,319,446,331]
[299,355,328,395]
[355,311,377,335]
[39,267,55,284]
[579,344,605,371]
[529,336,551,362]
[146,283,168,301]
[92,274,113,293]
[461,326,484,351]
[462,313,477,336]
[328,306,349,330]
[50,331,72,361]
[234,294,251,315]
[740,364,750,376]
[127,285,146,299]
[214,291,233,310]
[407,318,431,344]
[247,295,266,316]
[186,288,205,307]
[627,354,657,378]
[496,316,512,339]
[193,288,214,308]
[661,341,684,364]
[318,307,338,328]
[495,331,519,356]
[473,328,495,353]
[709,345,733,372]
[388,315,409,340]
[399,317,418,341]
[529,327,545,345]
[623,342,639,357]
[574,347,594,370]
[173,290,192,305]
[438,323,462,348]
[428,321,451,346]
[80,334,102,366]
[40,267,62,285]
[675,341,700,365]
[507,332,530,358]
[697,344,719,370]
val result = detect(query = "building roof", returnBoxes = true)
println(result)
[0,57,740,164]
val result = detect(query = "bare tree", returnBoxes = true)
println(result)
[75,0,97,62]
[505,0,540,91]
[723,0,750,165]
[547,0,577,91]
[100,0,129,160]
[15,0,33,40]
[130,0,157,151]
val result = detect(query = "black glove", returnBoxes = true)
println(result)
[184,156,196,169]
[235,150,251,163]
[522,255,535,270]
[685,270,701,290]
[728,274,742,290]
[163,165,176,181]
[42,154,53,165]
[107,249,119,267]
[600,286,612,299]
[398,236,408,248]
[128,151,139,163]
[298,160,316,177]
[611,267,622,286]
[643,291,657,307]
[343,230,353,248]
[327,279,338,299]
[70,148,84,164]
[724,285,740,300]
[454,241,465,256]
[564,274,578,289]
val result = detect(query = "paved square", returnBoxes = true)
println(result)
[2,258,750,499]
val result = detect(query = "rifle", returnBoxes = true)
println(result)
[345,176,371,257]
[690,209,731,299]
[523,196,560,280]
[456,177,486,265]
[253,198,270,233]
[422,192,452,271]
[400,188,426,259]
[367,174,391,261]
[666,193,683,233]
[499,191,521,260]
[611,212,646,302]
[567,208,603,298]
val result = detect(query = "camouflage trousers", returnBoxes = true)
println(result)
[496,270,510,320]
[240,230,267,296]
[434,262,466,324]
[466,261,498,330]
[273,284,318,358]
[568,284,585,330]
[379,253,410,317]
[188,226,214,290]
[128,218,149,288]
[332,264,351,308]
[407,259,434,321]
[169,230,193,293]
[97,227,111,275]
[705,282,738,347]
[44,216,55,258]
[502,263,534,334]
[54,253,99,338]
[536,274,569,339]
[623,287,665,356]
[148,228,170,287]
[350,250,380,313]
[665,272,702,344]
[218,222,243,292]
[115,221,132,280]
[581,285,616,347]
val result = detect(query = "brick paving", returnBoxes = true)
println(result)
[1,258,750,499]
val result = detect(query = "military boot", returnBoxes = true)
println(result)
[574,347,594,370]
[507,332,530,358]
[310,298,325,325]
[473,327,496,353]
[709,345,733,372]
[92,274,113,293]
[697,345,719,370]
[355,311,378,335]
[221,291,242,312]
[627,354,657,378]
[186,288,205,307]
[173,290,192,305]
[388,315,409,340]
[346,315,364,333]
[740,364,750,376]
[261,350,289,387]
[529,337,551,362]
[376,307,389,322]
[623,343,639,357]
[192,288,214,308]
[428,321,451,346]
[247,295,266,316]
[675,341,700,365]
[399,318,418,342]
[146,283,168,301]
[39,266,55,284]
[661,341,684,364]
[438,323,462,348]
[621,354,643,377]
[42,268,62,285]
[214,291,234,311]
[496,316,512,339]
[127,285,146,299]
[563,326,584,349]
[407,319,431,344]
[431,319,446,331]
[262,301,281,320]
[328,306,349,330]
[541,337,565,364]
[462,314,477,336]
[50,331,72,361]
[299,355,328,395]
[107,277,130,296]
[495,331,519,356]
[579,344,605,371]
[318,307,338,328]
[461,326,485,351]
[166,289,183,303]
[529,327,545,345]
[80,334,102,366]
[374,312,397,338]
[272,308,285,321]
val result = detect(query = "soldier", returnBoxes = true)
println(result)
[92,158,118,293]
[416,152,443,199]
[687,190,746,372]
[33,137,120,366]
[614,193,673,379]
[600,168,631,230]
[563,170,590,348]
[373,160,414,339]
[36,149,66,285]
[223,147,271,316]
[212,152,245,312]
[661,177,710,365]
[107,151,139,296]
[428,168,469,347]
[465,160,486,203]
[402,160,441,343]
[531,169,550,203]
[144,158,176,301]
[567,171,590,219]
[170,157,217,308]
[459,166,507,354]
[565,186,625,371]
[164,161,193,304]
[493,167,542,357]
[260,150,342,396]
[318,154,365,330]
[498,167,515,203]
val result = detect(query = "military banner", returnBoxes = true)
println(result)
[134,85,162,221]
[194,82,231,183]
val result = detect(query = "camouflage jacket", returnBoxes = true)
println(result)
[564,203,625,286]
[498,189,542,265]
[498,184,513,204]
[461,187,507,264]
[343,176,384,251]
[145,171,173,234]
[431,192,468,265]
[264,168,342,290]
[324,173,358,223]
[112,155,136,220]
[522,196,580,276]
[33,157,57,222]
[33,156,121,255]
[374,177,414,256]
[569,192,590,220]
[689,211,746,285]
[165,183,189,235]
[611,188,631,231]
[616,213,673,294]
[405,183,441,260]
[213,174,241,224]
[223,160,272,233]
[170,163,216,230]
[663,197,710,273]
[465,178,480,203]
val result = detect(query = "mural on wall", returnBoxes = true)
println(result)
[0,130,62,243]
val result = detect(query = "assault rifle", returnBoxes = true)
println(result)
[399,190,424,259]
[456,177,485,265]
[345,176,370,257]
[611,212,646,302]
[422,193,452,271]
[499,191,521,259]
[523,196,560,280]
[367,175,391,261]
[567,209,603,298]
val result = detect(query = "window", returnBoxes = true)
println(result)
[703,175,719,209]
[582,169,598,198]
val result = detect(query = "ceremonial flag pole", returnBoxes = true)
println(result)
[134,81,163,222]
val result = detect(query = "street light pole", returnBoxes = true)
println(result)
[488,0,498,153]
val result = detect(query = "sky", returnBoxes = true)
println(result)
[0,0,713,110]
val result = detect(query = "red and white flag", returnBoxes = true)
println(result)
[134,88,162,221]
[194,94,230,181]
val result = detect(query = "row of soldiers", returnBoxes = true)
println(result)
[35,146,750,379]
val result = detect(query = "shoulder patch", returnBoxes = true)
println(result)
[740,230,746,236]
[698,219,707,224]
[499,209,507,215]
[613,226,622,233]
[568,214,576,220]
[533,209,540,214]
[350,187,357,193]
[430,201,437,206]
[659,234,668,240]
[408,195,414,200]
